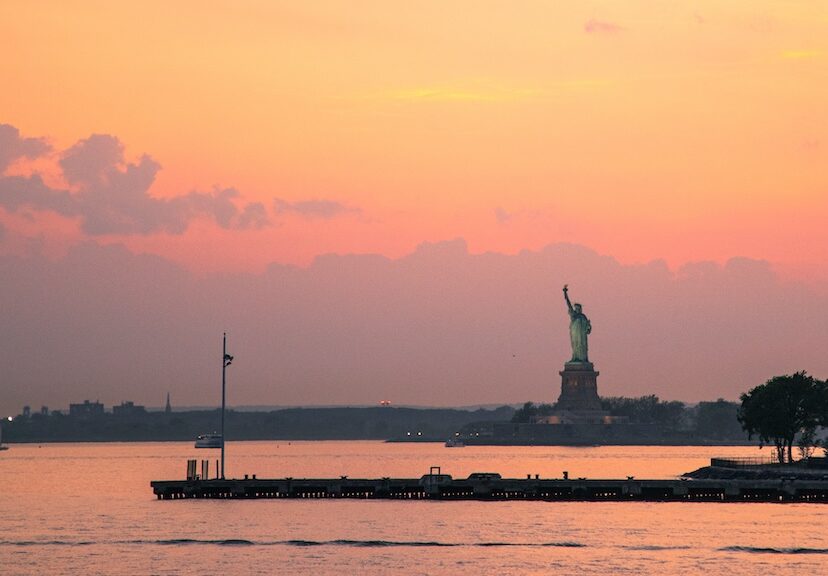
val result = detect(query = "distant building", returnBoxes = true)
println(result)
[69,400,104,418]
[22,405,31,418]
[112,401,147,417]
[165,392,172,414]
[40,406,49,416]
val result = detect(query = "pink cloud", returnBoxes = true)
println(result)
[0,125,269,235]
[0,124,51,172]
[274,198,360,219]
[584,19,624,35]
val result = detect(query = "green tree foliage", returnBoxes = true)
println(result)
[507,396,760,441]
[696,399,744,439]
[737,372,828,463]
[600,395,685,426]
[797,427,819,460]
[510,402,555,423]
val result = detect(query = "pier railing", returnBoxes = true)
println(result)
[710,457,780,468]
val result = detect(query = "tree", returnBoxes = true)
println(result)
[796,427,819,460]
[695,399,744,439]
[737,372,828,463]
[511,402,555,423]
[600,395,686,427]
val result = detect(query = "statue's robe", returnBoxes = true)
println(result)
[568,312,591,362]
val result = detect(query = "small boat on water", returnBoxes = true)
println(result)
[195,433,223,449]
[444,438,465,448]
[0,424,8,451]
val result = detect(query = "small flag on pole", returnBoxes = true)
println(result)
[224,353,233,367]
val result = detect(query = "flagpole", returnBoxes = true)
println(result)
[221,331,226,479]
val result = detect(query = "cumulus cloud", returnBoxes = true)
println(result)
[0,174,78,216]
[236,201,270,229]
[0,126,270,235]
[184,187,269,232]
[0,124,51,172]
[274,198,359,219]
[60,134,126,187]
[584,19,624,34]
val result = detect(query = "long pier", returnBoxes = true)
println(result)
[151,468,828,503]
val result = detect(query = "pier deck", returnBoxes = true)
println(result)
[151,475,828,503]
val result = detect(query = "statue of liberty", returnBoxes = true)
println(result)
[563,284,591,363]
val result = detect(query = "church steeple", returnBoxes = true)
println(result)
[165,392,171,414]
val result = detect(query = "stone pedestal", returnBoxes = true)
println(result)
[556,362,603,411]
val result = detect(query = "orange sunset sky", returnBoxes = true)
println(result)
[2,2,828,413]
[2,1,826,277]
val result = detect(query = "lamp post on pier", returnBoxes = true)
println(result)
[221,332,233,479]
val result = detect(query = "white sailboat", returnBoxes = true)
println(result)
[194,433,223,449]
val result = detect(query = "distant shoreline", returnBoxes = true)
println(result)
[3,439,757,447]
[3,403,752,446]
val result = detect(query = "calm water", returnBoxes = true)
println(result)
[1,442,826,575]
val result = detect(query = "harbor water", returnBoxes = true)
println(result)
[1,441,826,575]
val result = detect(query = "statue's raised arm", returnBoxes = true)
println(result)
[563,284,574,314]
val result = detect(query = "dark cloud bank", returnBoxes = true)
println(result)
[1,239,826,415]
